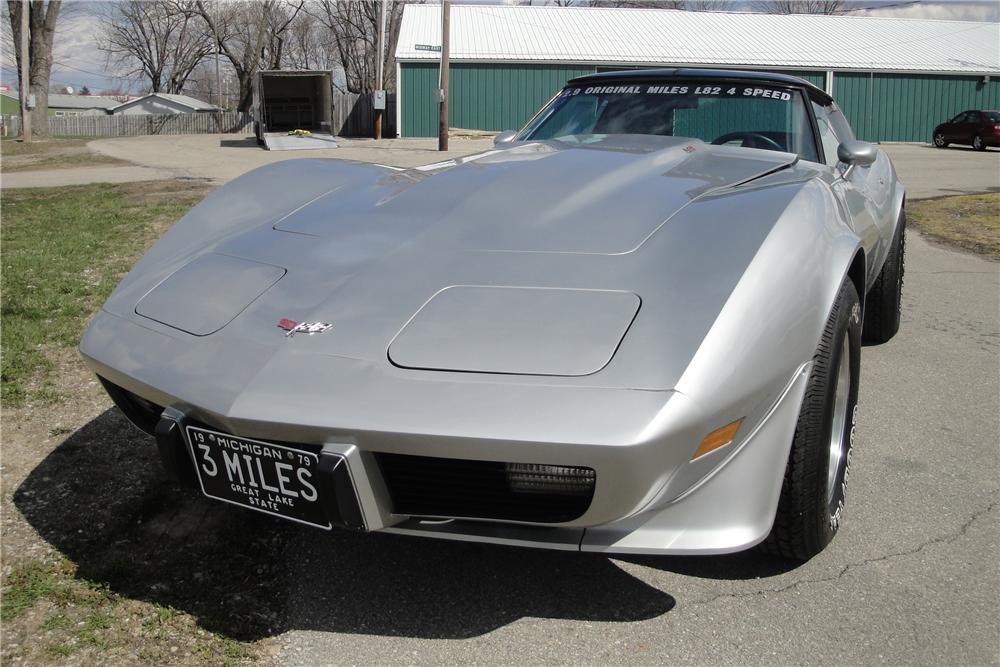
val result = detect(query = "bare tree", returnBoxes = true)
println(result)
[589,0,733,7]
[283,10,336,71]
[310,0,406,94]
[750,0,844,13]
[6,0,61,136]
[588,1,685,7]
[99,0,215,94]
[195,0,304,111]
[685,0,735,9]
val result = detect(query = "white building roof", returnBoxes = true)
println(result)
[112,93,219,112]
[396,5,1000,75]
[47,94,119,110]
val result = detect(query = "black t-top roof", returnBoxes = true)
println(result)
[568,68,832,103]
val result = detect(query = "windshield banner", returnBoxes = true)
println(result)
[562,84,793,101]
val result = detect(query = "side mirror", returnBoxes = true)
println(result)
[837,139,877,168]
[493,130,517,146]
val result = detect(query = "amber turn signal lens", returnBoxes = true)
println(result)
[692,418,744,460]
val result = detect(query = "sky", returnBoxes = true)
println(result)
[1,0,998,96]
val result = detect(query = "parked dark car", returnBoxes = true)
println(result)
[933,110,1000,151]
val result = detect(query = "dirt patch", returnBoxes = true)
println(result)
[1,138,129,173]
[907,193,1000,259]
[1,367,286,664]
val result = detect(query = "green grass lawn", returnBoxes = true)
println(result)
[1,181,210,406]
[908,192,1000,259]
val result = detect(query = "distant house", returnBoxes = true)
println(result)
[48,94,119,116]
[0,91,119,116]
[111,93,219,115]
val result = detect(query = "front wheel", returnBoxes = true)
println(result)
[933,133,948,148]
[762,278,862,561]
[972,135,986,151]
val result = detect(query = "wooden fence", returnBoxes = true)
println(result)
[1,93,395,139]
[330,91,396,137]
[1,111,253,138]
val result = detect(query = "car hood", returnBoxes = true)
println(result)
[96,136,812,392]
[274,135,796,255]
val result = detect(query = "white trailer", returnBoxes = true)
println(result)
[253,70,337,151]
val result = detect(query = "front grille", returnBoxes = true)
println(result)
[98,377,164,436]
[375,453,596,523]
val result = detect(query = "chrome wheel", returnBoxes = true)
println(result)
[826,336,852,507]
[933,133,946,147]
[973,135,984,150]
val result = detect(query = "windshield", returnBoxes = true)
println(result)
[522,80,819,162]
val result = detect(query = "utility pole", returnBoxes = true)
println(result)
[215,48,222,109]
[438,0,449,151]
[19,0,31,143]
[374,0,387,139]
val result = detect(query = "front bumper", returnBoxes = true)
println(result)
[83,308,808,555]
[383,363,808,555]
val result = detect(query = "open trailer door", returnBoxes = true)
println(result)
[254,69,338,151]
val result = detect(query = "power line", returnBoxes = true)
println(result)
[51,58,112,79]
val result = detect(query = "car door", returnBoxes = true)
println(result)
[972,111,989,139]
[941,112,962,142]
[953,111,979,144]
[813,100,893,282]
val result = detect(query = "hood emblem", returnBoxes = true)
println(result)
[277,319,333,337]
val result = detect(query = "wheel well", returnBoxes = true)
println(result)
[848,249,866,316]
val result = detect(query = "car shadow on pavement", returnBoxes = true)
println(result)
[14,408,788,641]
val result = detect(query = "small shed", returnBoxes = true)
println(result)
[111,93,220,116]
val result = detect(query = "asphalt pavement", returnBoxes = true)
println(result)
[267,231,998,666]
[264,158,996,664]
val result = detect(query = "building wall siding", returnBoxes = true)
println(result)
[400,62,594,136]
[401,62,999,143]
[834,72,999,142]
[0,94,20,115]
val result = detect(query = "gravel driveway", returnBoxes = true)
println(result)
[85,135,1000,199]
[4,134,997,200]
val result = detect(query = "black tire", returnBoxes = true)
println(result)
[762,278,862,561]
[933,132,948,148]
[972,134,986,151]
[862,211,905,345]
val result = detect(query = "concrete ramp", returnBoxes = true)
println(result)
[263,132,339,151]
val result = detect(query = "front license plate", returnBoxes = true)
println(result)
[185,426,332,529]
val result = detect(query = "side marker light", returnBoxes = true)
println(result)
[692,418,744,460]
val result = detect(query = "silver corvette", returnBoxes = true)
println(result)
[80,69,905,560]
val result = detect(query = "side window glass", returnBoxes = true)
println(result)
[828,108,856,142]
[811,101,841,167]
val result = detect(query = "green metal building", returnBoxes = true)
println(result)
[394,5,999,142]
